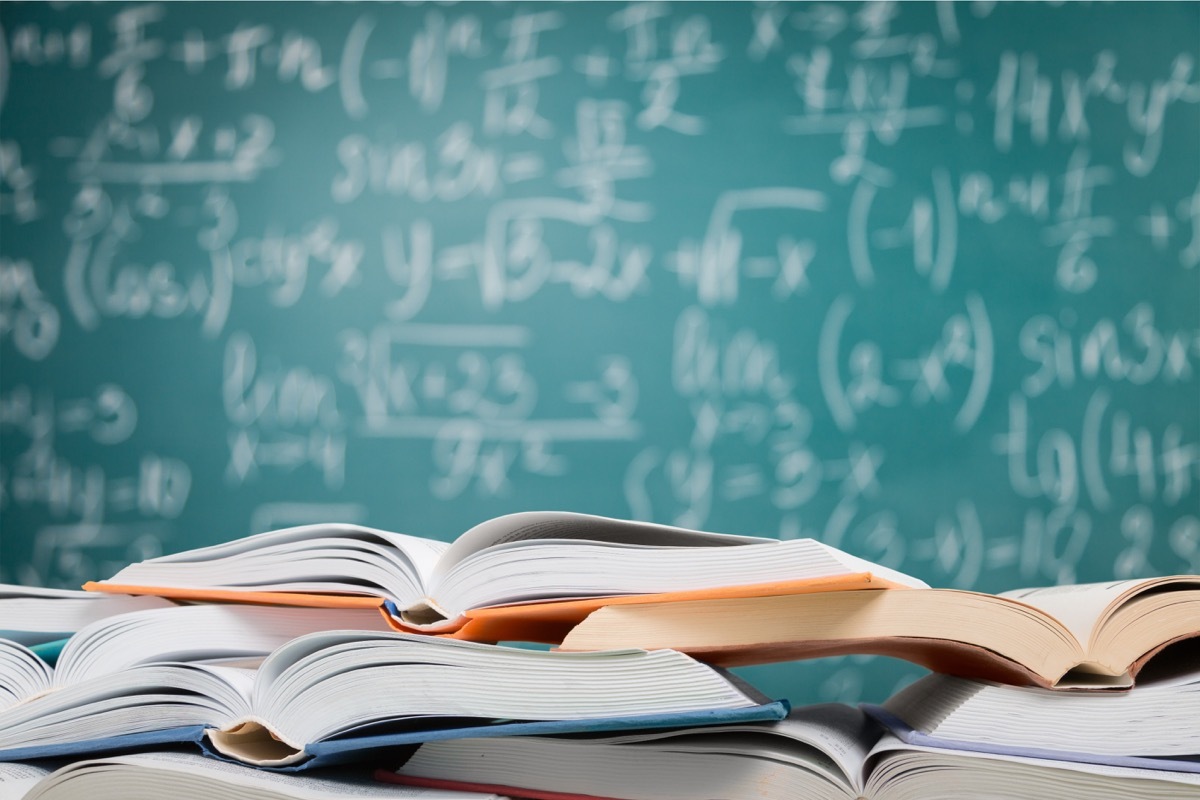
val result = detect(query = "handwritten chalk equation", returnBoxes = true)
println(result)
[818,293,993,433]
[1,1,1196,600]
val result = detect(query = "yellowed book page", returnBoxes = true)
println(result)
[999,579,1152,650]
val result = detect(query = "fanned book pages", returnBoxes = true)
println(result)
[0,630,785,770]
[0,602,394,753]
[84,511,926,640]
[870,651,1200,771]
[557,575,1200,689]
[0,762,51,800]
[0,585,174,647]
[382,704,1200,800]
[6,752,502,800]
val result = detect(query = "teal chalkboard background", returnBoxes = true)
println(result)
[2,2,1198,704]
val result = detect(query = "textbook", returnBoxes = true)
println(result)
[0,585,173,646]
[0,763,50,800]
[873,655,1200,766]
[382,704,1200,800]
[2,752,501,800]
[0,602,393,710]
[557,576,1200,688]
[85,511,925,640]
[0,630,786,769]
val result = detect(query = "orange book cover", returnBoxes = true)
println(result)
[84,572,893,643]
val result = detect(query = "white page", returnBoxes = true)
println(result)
[0,587,173,645]
[0,761,51,800]
[219,631,759,764]
[102,523,451,600]
[868,733,1200,786]
[433,511,765,582]
[54,604,392,687]
[0,639,53,711]
[25,751,502,799]
[0,662,256,750]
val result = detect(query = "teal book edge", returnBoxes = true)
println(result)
[0,634,71,664]
[0,701,790,772]
[28,638,69,666]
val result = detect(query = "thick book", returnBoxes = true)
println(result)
[0,585,173,646]
[0,630,786,770]
[84,511,925,640]
[1,599,393,758]
[380,704,1200,800]
[869,653,1200,769]
[3,751,501,800]
[0,602,393,740]
[557,576,1200,689]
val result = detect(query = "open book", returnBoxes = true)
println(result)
[383,704,1200,800]
[3,752,499,800]
[557,576,1200,689]
[873,651,1200,766]
[0,585,173,646]
[0,602,391,713]
[85,511,925,640]
[0,630,785,769]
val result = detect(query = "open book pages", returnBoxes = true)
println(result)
[85,511,927,634]
[0,586,174,646]
[861,736,1200,800]
[0,630,774,768]
[10,752,502,800]
[0,603,392,711]
[880,655,1200,760]
[389,704,879,800]
[0,761,51,800]
[1000,576,1200,676]
[386,705,1200,800]
[556,575,1200,689]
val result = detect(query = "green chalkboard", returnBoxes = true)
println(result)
[1,1,1198,705]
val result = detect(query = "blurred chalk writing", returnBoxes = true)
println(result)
[1,1,1197,704]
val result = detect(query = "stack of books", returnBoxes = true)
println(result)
[2,511,1198,799]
